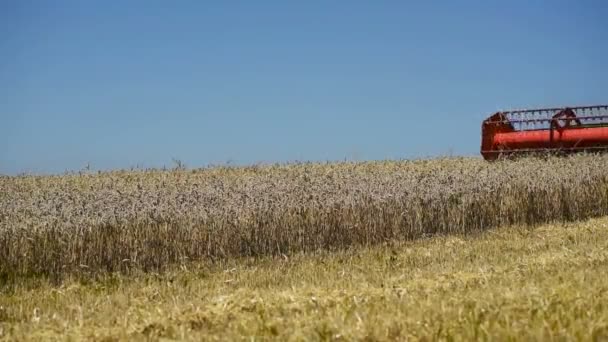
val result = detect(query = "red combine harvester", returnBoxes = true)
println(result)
[481,105,608,161]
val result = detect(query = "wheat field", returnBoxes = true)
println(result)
[1,155,607,281]
[2,217,608,341]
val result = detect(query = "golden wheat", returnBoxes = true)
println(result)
[1,155,607,280]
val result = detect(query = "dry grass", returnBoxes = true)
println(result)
[1,217,608,341]
[1,155,608,280]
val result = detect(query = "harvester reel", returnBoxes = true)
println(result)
[480,105,608,160]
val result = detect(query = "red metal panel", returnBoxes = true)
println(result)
[494,127,608,149]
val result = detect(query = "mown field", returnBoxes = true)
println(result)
[2,217,608,341]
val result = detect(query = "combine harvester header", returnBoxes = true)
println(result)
[481,105,608,160]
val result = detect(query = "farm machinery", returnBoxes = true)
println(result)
[481,105,608,160]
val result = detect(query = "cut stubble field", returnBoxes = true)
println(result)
[1,155,608,340]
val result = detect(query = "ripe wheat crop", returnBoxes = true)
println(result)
[1,155,607,280]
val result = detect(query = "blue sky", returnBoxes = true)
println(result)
[1,1,606,174]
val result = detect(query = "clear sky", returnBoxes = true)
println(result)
[1,1,606,174]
